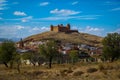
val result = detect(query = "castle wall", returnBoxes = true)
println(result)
[59,27,70,32]
[66,30,78,33]
[50,24,78,33]
[52,26,59,32]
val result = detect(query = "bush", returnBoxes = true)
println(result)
[25,71,44,76]
[87,68,98,73]
[116,73,120,79]
[73,71,84,76]
[60,69,67,76]
[66,69,73,73]
[101,70,107,75]
[105,64,114,70]
[33,71,43,76]
[60,68,73,76]
[98,64,105,71]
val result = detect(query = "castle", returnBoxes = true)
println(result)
[50,24,78,33]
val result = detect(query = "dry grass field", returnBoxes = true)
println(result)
[24,31,103,47]
[0,61,120,80]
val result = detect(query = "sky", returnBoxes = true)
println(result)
[0,0,120,39]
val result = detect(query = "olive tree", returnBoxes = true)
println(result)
[0,40,16,68]
[39,40,58,68]
[102,33,120,62]
[69,50,79,64]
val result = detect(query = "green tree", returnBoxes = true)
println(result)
[13,53,21,73]
[102,33,120,62]
[39,40,57,68]
[69,50,79,64]
[22,52,40,66]
[0,40,16,67]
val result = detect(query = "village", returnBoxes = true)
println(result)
[16,24,103,65]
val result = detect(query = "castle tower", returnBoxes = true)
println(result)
[66,23,70,30]
[50,25,53,31]
[60,24,63,27]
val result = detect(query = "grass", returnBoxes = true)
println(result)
[24,31,103,47]
[0,61,120,80]
[86,67,98,73]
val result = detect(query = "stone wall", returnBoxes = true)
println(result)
[50,24,78,33]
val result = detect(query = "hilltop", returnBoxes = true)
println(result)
[24,31,103,47]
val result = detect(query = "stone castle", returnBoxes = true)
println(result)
[50,24,78,33]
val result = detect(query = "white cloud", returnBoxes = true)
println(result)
[0,0,7,3]
[15,25,24,30]
[78,17,96,20]
[14,11,27,16]
[41,27,49,31]
[0,7,4,10]
[111,7,120,11]
[50,9,80,16]
[79,26,104,36]
[115,24,120,33]
[21,16,32,22]
[0,0,8,10]
[23,16,32,19]
[40,2,49,6]
[104,1,119,5]
[40,15,100,21]
[72,1,78,5]
[3,16,33,22]
[0,25,40,38]
[0,25,26,38]
[0,3,7,7]
[29,27,49,34]
[21,19,27,22]
[32,27,40,31]
[86,26,104,32]
[41,16,75,20]
[116,29,120,33]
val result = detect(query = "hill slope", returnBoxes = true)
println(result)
[24,31,103,47]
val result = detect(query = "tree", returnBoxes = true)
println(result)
[39,40,58,68]
[13,53,21,73]
[102,33,120,62]
[22,52,42,66]
[69,50,79,64]
[0,40,16,67]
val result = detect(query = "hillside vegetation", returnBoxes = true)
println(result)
[24,31,103,47]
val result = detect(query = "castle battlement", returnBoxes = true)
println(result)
[50,24,78,33]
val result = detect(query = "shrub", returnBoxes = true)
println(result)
[116,73,120,79]
[101,70,107,75]
[106,64,114,70]
[60,69,67,76]
[73,71,84,76]
[60,69,67,73]
[87,68,98,73]
[98,64,105,71]
[25,71,43,76]
[33,71,43,76]
[60,68,73,76]
[66,69,73,74]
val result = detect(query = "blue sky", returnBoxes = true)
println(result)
[0,0,120,38]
